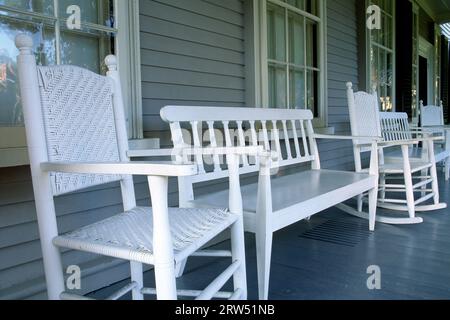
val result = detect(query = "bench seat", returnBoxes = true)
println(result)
[192,170,376,233]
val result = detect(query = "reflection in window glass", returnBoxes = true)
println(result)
[267,4,286,62]
[269,63,287,108]
[0,0,54,14]
[0,20,55,126]
[0,0,115,126]
[58,0,113,26]
[60,31,112,73]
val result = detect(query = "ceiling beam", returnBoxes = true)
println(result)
[416,0,437,21]
[435,12,450,24]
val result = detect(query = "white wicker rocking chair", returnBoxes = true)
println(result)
[344,82,446,225]
[15,34,253,300]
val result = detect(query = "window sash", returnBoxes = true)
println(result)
[366,0,395,111]
[263,0,324,124]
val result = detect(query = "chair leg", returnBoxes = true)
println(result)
[402,146,416,219]
[130,261,144,300]
[357,194,363,212]
[175,259,187,278]
[255,229,273,301]
[154,262,177,300]
[445,158,450,181]
[421,169,427,198]
[230,217,247,300]
[368,187,378,232]
[430,162,441,205]
[379,174,386,202]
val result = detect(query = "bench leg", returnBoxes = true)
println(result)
[255,229,273,301]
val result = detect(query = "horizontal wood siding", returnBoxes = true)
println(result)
[139,0,246,134]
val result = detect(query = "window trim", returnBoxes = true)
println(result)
[0,0,145,168]
[250,0,328,128]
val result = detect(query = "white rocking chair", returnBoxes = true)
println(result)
[418,100,450,180]
[345,82,446,225]
[15,34,251,300]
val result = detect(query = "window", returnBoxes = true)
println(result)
[434,25,441,106]
[0,0,143,167]
[259,0,326,126]
[412,3,419,121]
[366,0,395,111]
[0,0,116,127]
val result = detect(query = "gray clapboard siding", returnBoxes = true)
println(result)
[139,0,246,135]
[324,0,359,171]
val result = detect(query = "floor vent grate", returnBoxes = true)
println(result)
[299,218,372,247]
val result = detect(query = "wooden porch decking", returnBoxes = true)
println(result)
[91,176,450,300]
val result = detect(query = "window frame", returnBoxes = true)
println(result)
[252,0,328,128]
[365,0,396,111]
[0,0,144,168]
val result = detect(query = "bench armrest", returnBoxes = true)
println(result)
[41,161,197,177]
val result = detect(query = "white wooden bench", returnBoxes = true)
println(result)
[140,106,380,300]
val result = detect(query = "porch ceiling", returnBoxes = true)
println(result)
[418,0,450,23]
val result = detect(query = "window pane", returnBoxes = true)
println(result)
[58,0,113,27]
[267,3,286,62]
[306,19,318,68]
[288,11,304,65]
[60,31,113,73]
[370,46,379,89]
[384,15,392,49]
[0,0,53,14]
[269,63,287,108]
[285,0,305,10]
[0,20,55,126]
[289,68,304,109]
[306,0,318,15]
[306,70,319,116]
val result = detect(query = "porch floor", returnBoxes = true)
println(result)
[91,175,450,300]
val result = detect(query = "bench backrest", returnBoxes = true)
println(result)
[160,106,320,205]
[420,100,444,127]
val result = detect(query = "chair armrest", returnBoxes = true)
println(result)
[41,161,197,177]
[127,149,175,158]
[313,134,381,141]
[381,132,444,143]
